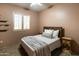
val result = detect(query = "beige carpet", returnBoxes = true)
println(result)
[0,44,21,56]
[0,44,78,56]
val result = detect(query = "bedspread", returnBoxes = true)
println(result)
[22,36,51,56]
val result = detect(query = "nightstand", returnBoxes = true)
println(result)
[62,37,72,55]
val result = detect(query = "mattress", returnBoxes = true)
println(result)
[21,35,61,56]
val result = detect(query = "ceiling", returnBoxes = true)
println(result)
[10,3,54,12]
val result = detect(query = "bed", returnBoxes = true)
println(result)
[21,27,64,56]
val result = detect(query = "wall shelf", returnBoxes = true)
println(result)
[0,24,9,26]
[0,16,9,32]
[0,20,7,22]
[0,30,8,32]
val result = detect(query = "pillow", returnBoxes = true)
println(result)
[44,29,53,33]
[42,29,53,38]
[52,30,59,38]
[42,32,52,38]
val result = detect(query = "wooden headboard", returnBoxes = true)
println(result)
[43,26,64,38]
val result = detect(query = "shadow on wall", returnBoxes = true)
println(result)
[71,40,79,54]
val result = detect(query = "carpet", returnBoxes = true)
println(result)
[0,44,78,56]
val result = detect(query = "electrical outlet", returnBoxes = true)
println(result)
[0,40,3,44]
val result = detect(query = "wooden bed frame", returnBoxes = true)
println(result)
[20,26,65,56]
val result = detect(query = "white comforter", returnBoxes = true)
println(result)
[21,35,61,56]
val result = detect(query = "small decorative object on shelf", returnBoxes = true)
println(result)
[62,37,72,55]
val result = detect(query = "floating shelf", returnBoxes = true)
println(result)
[0,20,7,22]
[0,22,9,32]
[0,24,9,26]
[0,30,8,32]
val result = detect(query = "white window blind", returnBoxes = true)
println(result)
[14,14,30,30]
[23,16,30,29]
[14,14,22,30]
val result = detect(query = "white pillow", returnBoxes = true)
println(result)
[44,29,53,33]
[52,30,59,38]
[42,32,52,38]
[42,29,53,38]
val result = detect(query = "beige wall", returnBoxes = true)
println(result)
[39,4,79,52]
[0,4,38,47]
[0,3,79,53]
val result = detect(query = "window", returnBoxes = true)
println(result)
[14,14,30,30]
[23,16,30,29]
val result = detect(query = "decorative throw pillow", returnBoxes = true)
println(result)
[52,30,59,38]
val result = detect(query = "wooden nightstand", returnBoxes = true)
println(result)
[62,37,72,55]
